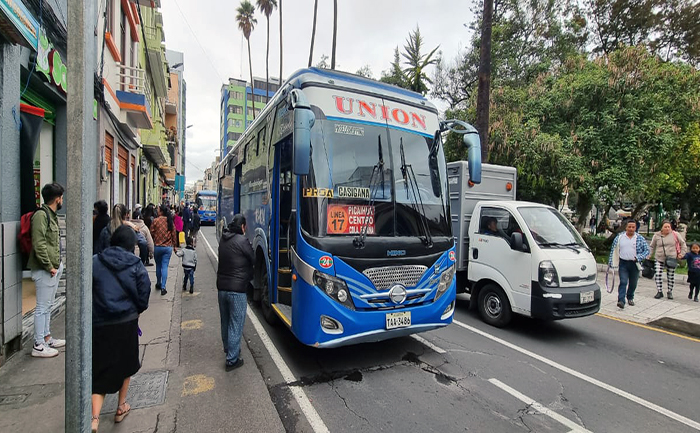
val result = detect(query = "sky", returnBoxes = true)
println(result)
[160,0,476,186]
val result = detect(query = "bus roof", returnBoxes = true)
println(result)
[219,68,438,169]
[196,190,217,196]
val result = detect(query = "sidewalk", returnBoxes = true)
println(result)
[0,242,283,432]
[597,264,700,338]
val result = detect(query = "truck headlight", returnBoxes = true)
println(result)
[538,261,559,288]
[435,264,455,301]
[314,270,355,310]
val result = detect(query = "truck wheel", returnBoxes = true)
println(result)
[477,284,512,327]
[259,266,278,325]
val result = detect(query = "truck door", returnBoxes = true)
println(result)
[470,206,532,315]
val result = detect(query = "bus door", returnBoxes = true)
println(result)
[273,136,294,307]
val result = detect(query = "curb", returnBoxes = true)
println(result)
[648,317,700,339]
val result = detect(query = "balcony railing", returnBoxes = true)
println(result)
[115,63,149,97]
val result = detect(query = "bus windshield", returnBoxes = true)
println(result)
[300,119,450,239]
[197,195,217,211]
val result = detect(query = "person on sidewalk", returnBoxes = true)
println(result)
[650,220,688,300]
[91,225,151,433]
[152,204,179,296]
[93,200,110,253]
[131,209,154,266]
[608,219,651,309]
[28,182,66,358]
[683,242,700,302]
[190,205,201,247]
[182,202,192,240]
[95,204,148,256]
[178,236,197,294]
[217,214,254,371]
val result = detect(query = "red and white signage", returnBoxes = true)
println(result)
[303,87,439,135]
[327,204,375,235]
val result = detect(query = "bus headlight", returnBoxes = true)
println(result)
[538,261,560,288]
[435,264,455,301]
[314,271,355,310]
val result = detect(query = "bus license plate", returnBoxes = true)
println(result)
[580,291,594,304]
[386,311,411,330]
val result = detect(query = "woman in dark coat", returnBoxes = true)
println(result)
[217,214,254,371]
[93,200,110,253]
[91,225,151,432]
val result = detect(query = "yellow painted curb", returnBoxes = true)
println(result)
[596,313,700,343]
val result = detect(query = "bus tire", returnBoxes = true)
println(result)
[477,284,512,327]
[260,265,278,325]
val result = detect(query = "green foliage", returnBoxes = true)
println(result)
[380,47,408,88]
[236,1,257,39]
[582,233,610,258]
[400,26,440,95]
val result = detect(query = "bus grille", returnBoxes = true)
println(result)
[362,265,428,290]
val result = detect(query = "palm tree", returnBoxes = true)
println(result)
[308,0,318,67]
[330,0,337,69]
[236,0,257,121]
[401,26,439,95]
[278,0,283,82]
[257,0,277,104]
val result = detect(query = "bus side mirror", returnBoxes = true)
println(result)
[293,107,315,175]
[463,133,481,184]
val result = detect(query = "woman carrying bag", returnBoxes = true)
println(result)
[649,220,687,300]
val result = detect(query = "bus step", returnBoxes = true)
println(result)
[279,248,288,254]
[278,285,292,292]
[278,268,292,274]
[272,303,292,327]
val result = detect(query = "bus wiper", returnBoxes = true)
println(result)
[400,138,433,247]
[354,135,384,248]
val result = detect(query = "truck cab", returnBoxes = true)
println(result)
[448,162,601,327]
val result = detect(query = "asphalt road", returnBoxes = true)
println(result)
[199,226,700,433]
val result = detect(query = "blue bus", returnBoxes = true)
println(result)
[217,68,481,348]
[195,190,217,224]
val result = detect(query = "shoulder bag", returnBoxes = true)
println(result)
[661,236,678,269]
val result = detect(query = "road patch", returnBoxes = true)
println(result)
[182,374,215,396]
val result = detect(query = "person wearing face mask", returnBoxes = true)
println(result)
[27,182,66,358]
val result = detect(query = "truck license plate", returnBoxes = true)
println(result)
[386,311,411,330]
[580,290,594,304]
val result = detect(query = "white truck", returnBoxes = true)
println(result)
[448,162,601,327]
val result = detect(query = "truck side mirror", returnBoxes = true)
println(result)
[510,232,524,252]
[289,89,315,175]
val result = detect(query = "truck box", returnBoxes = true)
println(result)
[447,162,517,271]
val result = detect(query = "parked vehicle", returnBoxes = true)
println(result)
[448,162,601,327]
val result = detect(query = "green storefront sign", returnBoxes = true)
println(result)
[36,31,67,93]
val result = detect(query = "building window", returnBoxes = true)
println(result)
[105,0,114,34]
[227,119,234,128]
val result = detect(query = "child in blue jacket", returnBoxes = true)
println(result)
[684,242,700,302]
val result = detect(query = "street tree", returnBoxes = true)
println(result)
[236,1,257,119]
[380,47,408,89]
[257,0,277,101]
[401,26,440,95]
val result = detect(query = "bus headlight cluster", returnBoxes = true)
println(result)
[314,271,355,310]
[538,261,560,288]
[435,264,455,301]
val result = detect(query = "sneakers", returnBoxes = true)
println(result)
[225,358,244,372]
[695,297,699,302]
[161,289,167,296]
[617,301,625,309]
[32,343,58,358]
[667,292,674,300]
[654,291,664,299]
[627,299,635,306]
[155,283,161,291]
[47,337,66,348]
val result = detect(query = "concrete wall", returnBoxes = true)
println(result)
[0,44,23,364]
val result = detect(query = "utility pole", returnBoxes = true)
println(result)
[66,0,97,430]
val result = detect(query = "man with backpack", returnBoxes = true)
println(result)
[27,182,66,358]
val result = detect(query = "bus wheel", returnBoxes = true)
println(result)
[477,284,512,327]
[260,266,278,325]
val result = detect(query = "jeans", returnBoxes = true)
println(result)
[183,268,195,287]
[154,246,173,289]
[32,262,63,346]
[218,291,247,365]
[617,259,639,304]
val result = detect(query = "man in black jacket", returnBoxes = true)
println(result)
[217,214,254,371]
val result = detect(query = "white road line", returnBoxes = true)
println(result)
[489,378,592,433]
[411,334,447,354]
[454,320,700,431]
[200,233,330,433]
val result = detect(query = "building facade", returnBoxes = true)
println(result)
[219,76,279,159]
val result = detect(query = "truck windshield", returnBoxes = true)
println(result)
[300,119,450,239]
[518,206,585,247]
